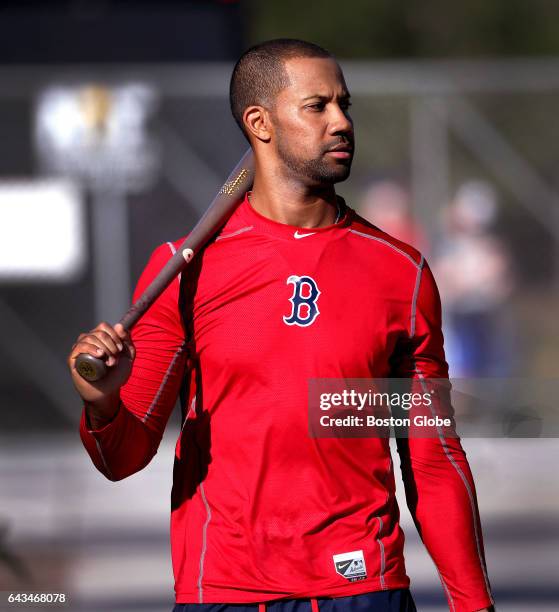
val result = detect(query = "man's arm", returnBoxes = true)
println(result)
[69,243,187,481]
[394,258,494,612]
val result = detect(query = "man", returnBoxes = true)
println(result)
[68,39,494,612]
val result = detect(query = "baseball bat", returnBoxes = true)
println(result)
[75,148,255,382]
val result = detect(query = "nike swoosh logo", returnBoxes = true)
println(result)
[338,560,353,571]
[294,231,316,239]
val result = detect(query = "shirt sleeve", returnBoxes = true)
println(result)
[79,242,187,481]
[394,258,494,612]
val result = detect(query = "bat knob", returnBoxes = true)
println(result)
[75,353,108,382]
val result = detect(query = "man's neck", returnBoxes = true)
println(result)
[248,172,339,229]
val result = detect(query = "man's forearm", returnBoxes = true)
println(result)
[397,435,494,611]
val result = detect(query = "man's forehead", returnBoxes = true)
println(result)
[282,56,348,94]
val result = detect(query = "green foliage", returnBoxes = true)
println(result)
[245,0,559,58]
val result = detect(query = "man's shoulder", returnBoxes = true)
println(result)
[347,209,423,269]
[163,201,251,255]
[141,240,185,274]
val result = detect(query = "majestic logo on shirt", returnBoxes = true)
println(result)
[293,230,316,239]
[333,550,367,582]
[283,275,320,327]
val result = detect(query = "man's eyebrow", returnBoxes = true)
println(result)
[301,92,352,101]
[301,94,327,101]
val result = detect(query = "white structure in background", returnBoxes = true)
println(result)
[34,83,160,322]
[0,179,84,281]
[35,83,159,191]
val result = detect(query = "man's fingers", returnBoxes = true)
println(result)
[80,335,115,359]
[114,323,129,342]
[71,336,118,366]
[95,322,124,351]
[114,323,134,359]
[68,322,134,373]
[123,338,136,360]
[90,329,121,355]
[70,341,111,364]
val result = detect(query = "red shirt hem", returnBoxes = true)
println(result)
[175,576,411,603]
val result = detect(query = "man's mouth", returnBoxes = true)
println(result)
[325,144,353,159]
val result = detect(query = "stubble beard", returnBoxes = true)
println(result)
[275,131,353,185]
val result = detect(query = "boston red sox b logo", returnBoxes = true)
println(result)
[283,275,321,327]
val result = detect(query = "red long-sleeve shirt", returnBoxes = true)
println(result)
[80,194,493,611]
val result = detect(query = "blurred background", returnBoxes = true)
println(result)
[0,1,558,610]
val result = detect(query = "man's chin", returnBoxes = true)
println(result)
[308,167,351,185]
[284,154,353,185]
[324,153,353,179]
[329,162,352,183]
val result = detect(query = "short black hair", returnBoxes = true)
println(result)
[229,38,332,137]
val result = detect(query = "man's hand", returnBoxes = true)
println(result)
[68,322,135,428]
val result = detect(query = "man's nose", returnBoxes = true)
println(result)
[328,105,353,136]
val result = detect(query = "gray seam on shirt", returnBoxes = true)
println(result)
[181,396,196,432]
[437,568,456,612]
[408,268,487,608]
[410,255,425,337]
[166,241,181,282]
[142,343,186,423]
[376,516,387,589]
[348,230,420,269]
[94,438,114,480]
[197,482,212,602]
[414,365,494,604]
[215,226,254,241]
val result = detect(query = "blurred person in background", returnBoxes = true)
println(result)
[432,181,515,378]
[358,179,428,254]
[68,39,494,612]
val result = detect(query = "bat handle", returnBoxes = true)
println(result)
[75,353,108,382]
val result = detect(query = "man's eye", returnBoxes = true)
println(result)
[340,101,352,110]
[307,103,325,111]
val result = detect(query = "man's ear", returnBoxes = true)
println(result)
[243,105,272,142]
